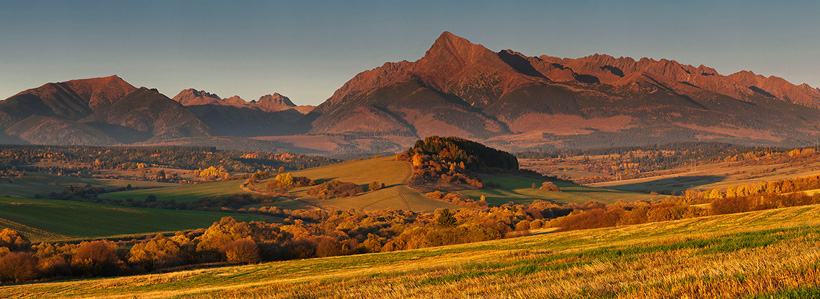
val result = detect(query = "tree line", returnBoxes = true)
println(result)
[0,145,335,175]
[0,201,570,283]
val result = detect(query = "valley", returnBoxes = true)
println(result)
[0,11,818,297]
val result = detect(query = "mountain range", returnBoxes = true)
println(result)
[1,32,818,154]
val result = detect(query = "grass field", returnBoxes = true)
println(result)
[100,179,246,202]
[0,173,176,198]
[458,173,665,205]
[0,196,264,242]
[4,204,819,298]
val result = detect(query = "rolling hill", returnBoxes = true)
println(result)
[102,155,659,211]
[0,196,264,242]
[4,203,818,298]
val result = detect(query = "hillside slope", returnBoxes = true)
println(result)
[5,204,819,298]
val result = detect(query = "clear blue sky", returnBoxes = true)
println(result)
[1,0,818,105]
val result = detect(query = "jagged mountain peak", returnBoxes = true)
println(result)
[172,88,221,106]
[254,93,296,112]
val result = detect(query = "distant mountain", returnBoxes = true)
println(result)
[172,89,222,106]
[0,77,211,144]
[0,76,135,127]
[1,32,818,152]
[310,32,820,150]
[87,87,211,142]
[172,89,315,114]
[0,76,138,145]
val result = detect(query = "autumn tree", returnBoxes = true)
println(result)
[196,217,253,261]
[128,234,184,270]
[224,237,259,263]
[72,240,122,276]
[0,252,38,282]
[0,228,30,250]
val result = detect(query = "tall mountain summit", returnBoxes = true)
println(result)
[310,31,819,150]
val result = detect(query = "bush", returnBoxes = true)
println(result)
[307,181,364,199]
[368,181,385,191]
[539,181,560,192]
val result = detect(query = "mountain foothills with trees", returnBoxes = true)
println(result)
[1,175,818,283]
[0,32,818,155]
[1,137,819,285]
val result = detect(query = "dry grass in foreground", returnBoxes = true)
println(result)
[3,204,820,298]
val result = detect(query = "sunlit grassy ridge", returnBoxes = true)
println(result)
[100,157,656,211]
[0,196,264,241]
[4,204,819,298]
[101,157,456,211]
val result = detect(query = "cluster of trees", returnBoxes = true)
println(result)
[683,175,820,202]
[262,173,314,193]
[551,192,820,231]
[0,169,24,182]
[425,191,487,208]
[1,229,128,282]
[0,201,574,283]
[519,143,818,184]
[307,181,366,199]
[408,136,519,171]
[0,145,335,179]
[193,166,230,181]
[518,142,759,160]
[404,136,518,190]
[242,170,319,195]
[723,146,817,162]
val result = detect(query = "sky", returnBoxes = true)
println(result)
[1,0,819,105]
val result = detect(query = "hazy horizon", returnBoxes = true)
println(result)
[2,0,819,105]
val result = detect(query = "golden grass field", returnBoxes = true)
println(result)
[581,156,820,194]
[4,204,819,298]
